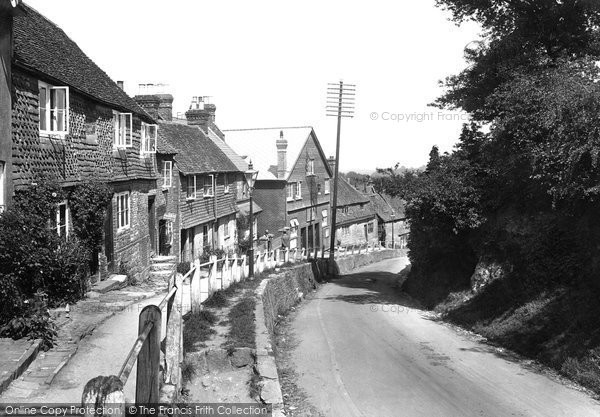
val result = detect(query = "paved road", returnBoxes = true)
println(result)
[290,257,600,417]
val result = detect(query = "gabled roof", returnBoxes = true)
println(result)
[336,177,371,207]
[206,127,248,172]
[223,127,329,181]
[158,123,239,175]
[13,4,153,121]
[364,186,407,222]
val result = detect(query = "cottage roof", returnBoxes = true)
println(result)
[222,127,327,181]
[13,4,153,121]
[206,128,248,172]
[337,177,371,207]
[158,123,239,175]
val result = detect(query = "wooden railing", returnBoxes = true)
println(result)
[80,243,387,409]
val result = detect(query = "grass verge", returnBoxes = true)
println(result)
[223,294,256,349]
[182,309,218,352]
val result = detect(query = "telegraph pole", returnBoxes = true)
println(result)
[326,81,355,275]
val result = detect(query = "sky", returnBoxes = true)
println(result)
[24,0,481,172]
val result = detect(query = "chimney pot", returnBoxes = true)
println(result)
[276,131,288,179]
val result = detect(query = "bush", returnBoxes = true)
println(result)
[177,262,191,275]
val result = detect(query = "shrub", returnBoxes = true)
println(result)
[177,262,191,275]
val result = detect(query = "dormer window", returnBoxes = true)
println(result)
[113,111,132,148]
[39,81,69,135]
[187,175,197,200]
[141,123,158,154]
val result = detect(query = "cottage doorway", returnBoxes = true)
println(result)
[159,220,172,256]
[315,223,321,249]
[301,227,307,251]
[104,203,115,272]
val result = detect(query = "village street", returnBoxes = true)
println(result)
[287,258,600,417]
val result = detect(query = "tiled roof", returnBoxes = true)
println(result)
[363,187,407,222]
[158,123,240,175]
[207,128,248,172]
[13,4,153,121]
[336,177,371,207]
[222,127,315,181]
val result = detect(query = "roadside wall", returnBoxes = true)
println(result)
[253,249,405,416]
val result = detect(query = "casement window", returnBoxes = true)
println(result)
[322,209,328,227]
[342,206,349,215]
[187,175,197,200]
[113,111,132,147]
[368,222,374,233]
[39,82,69,135]
[141,123,158,153]
[287,183,296,201]
[307,159,315,176]
[324,178,331,194]
[306,207,316,222]
[223,173,230,194]
[56,201,69,237]
[342,226,350,236]
[116,192,130,230]
[203,175,214,197]
[163,161,172,188]
[317,183,322,194]
[296,181,302,199]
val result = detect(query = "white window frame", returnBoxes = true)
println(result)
[324,178,331,194]
[223,173,230,194]
[163,161,172,188]
[39,81,69,136]
[203,174,214,198]
[113,111,133,148]
[56,200,69,237]
[307,159,315,176]
[322,209,328,227]
[116,192,130,231]
[296,181,302,199]
[187,175,197,200]
[287,183,295,201]
[141,122,158,154]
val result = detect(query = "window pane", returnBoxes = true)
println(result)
[39,87,47,131]
[56,109,65,132]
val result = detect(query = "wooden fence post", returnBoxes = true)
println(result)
[165,274,183,387]
[82,375,125,417]
[136,305,161,405]
[191,259,201,313]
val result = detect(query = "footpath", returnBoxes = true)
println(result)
[0,279,167,402]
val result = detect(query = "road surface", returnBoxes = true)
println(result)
[290,257,600,417]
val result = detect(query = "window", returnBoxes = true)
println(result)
[368,222,374,233]
[322,209,328,227]
[116,192,130,230]
[324,178,331,194]
[56,201,69,237]
[224,174,230,194]
[39,82,69,135]
[203,175,214,197]
[342,206,349,215]
[187,175,197,199]
[163,161,172,188]
[343,226,350,236]
[306,207,316,222]
[203,224,209,248]
[141,123,158,153]
[113,111,132,147]
[222,221,229,240]
[166,221,174,245]
[307,159,315,176]
[296,181,302,199]
[317,183,322,194]
[287,183,296,201]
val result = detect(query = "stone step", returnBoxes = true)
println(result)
[151,255,177,264]
[150,270,175,281]
[150,262,176,272]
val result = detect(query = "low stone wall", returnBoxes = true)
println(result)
[253,249,404,416]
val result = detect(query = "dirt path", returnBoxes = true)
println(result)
[286,257,600,417]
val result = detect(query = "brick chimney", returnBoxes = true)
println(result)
[185,96,216,133]
[328,156,336,177]
[276,130,288,179]
[133,84,173,121]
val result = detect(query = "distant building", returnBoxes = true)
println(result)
[333,175,379,246]
[224,127,333,253]
[364,186,409,248]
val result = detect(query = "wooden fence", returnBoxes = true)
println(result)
[80,243,385,411]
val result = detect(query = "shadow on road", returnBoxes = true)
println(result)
[322,269,423,309]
